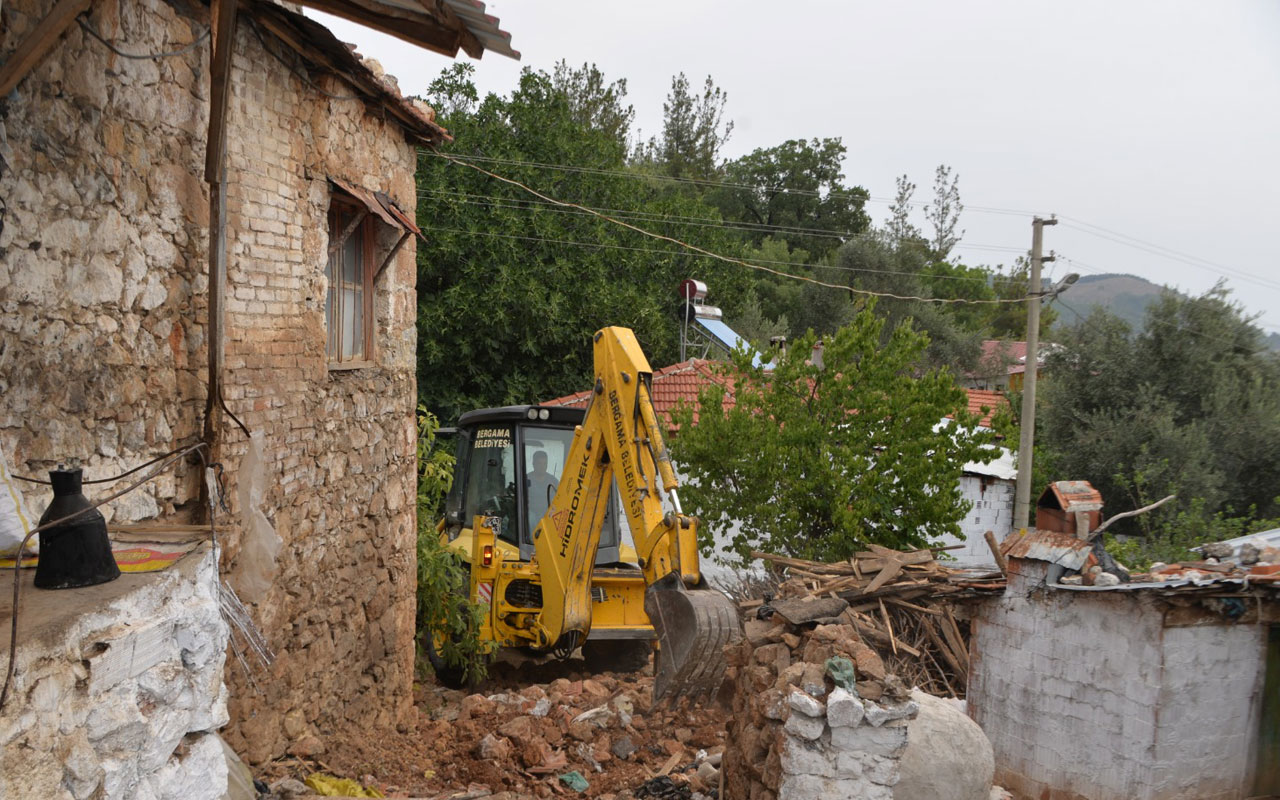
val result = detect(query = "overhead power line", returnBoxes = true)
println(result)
[1059,217,1280,293]
[417,187,1030,257]
[428,148,1037,306]
[423,153,1277,298]
[420,151,1043,217]
[418,224,1036,286]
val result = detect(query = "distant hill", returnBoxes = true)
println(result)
[1059,273,1280,351]
[1060,273,1166,330]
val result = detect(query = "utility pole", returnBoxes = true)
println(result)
[1014,216,1058,530]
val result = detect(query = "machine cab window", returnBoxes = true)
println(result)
[461,425,517,546]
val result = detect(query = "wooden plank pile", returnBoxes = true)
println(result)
[744,545,1006,698]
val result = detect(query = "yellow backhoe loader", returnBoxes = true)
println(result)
[430,327,742,701]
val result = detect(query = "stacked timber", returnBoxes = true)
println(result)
[744,545,1005,698]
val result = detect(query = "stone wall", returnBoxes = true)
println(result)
[0,0,421,763]
[0,544,229,800]
[969,564,1269,800]
[723,613,919,800]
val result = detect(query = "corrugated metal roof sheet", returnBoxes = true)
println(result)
[441,0,520,59]
[1038,480,1104,512]
[1005,530,1093,571]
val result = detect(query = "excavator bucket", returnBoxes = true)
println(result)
[644,573,743,703]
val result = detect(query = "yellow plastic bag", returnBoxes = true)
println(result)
[304,773,385,798]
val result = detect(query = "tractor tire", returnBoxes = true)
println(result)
[425,628,470,689]
[581,639,653,675]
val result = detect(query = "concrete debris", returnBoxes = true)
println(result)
[786,690,825,718]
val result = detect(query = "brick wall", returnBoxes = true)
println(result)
[0,0,422,763]
[969,574,1267,799]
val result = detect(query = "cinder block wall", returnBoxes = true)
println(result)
[969,568,1267,800]
[0,0,420,764]
[934,476,1015,566]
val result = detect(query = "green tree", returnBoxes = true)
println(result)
[635,73,733,180]
[416,66,750,421]
[415,407,491,683]
[550,61,635,148]
[1039,284,1280,543]
[710,138,871,259]
[670,306,997,564]
[834,237,984,372]
[924,164,964,263]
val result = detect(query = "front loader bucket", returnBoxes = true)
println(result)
[644,573,743,703]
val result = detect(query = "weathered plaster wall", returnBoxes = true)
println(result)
[0,544,229,800]
[1153,623,1265,799]
[969,565,1268,800]
[0,0,419,764]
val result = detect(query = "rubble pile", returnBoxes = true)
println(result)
[722,603,921,800]
[748,546,1002,696]
[273,665,730,799]
[1042,532,1280,588]
[1135,536,1280,583]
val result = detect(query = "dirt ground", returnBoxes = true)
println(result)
[258,653,729,799]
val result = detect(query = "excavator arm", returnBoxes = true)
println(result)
[530,327,741,700]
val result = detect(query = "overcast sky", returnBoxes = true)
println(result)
[311,1,1280,335]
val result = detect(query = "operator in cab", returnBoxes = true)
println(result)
[525,450,558,528]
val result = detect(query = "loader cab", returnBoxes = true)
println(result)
[443,405,627,565]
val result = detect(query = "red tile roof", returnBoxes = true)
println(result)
[544,359,1008,429]
[964,389,1008,427]
[981,339,1028,364]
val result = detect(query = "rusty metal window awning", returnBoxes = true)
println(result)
[329,177,421,238]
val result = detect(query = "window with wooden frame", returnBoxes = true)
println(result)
[325,197,374,366]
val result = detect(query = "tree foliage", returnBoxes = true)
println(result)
[924,164,964,262]
[416,65,749,422]
[710,138,871,259]
[1039,284,1280,546]
[415,407,491,683]
[670,306,997,564]
[635,73,733,180]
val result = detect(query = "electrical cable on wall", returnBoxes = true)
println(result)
[77,13,211,60]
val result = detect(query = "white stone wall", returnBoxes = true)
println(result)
[0,544,229,800]
[969,575,1268,800]
[776,688,916,800]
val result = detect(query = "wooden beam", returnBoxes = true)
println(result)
[203,0,237,453]
[429,0,484,58]
[372,230,411,284]
[0,0,93,97]
[984,530,1008,576]
[327,209,368,257]
[204,0,238,183]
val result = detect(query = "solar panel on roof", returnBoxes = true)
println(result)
[694,317,764,367]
